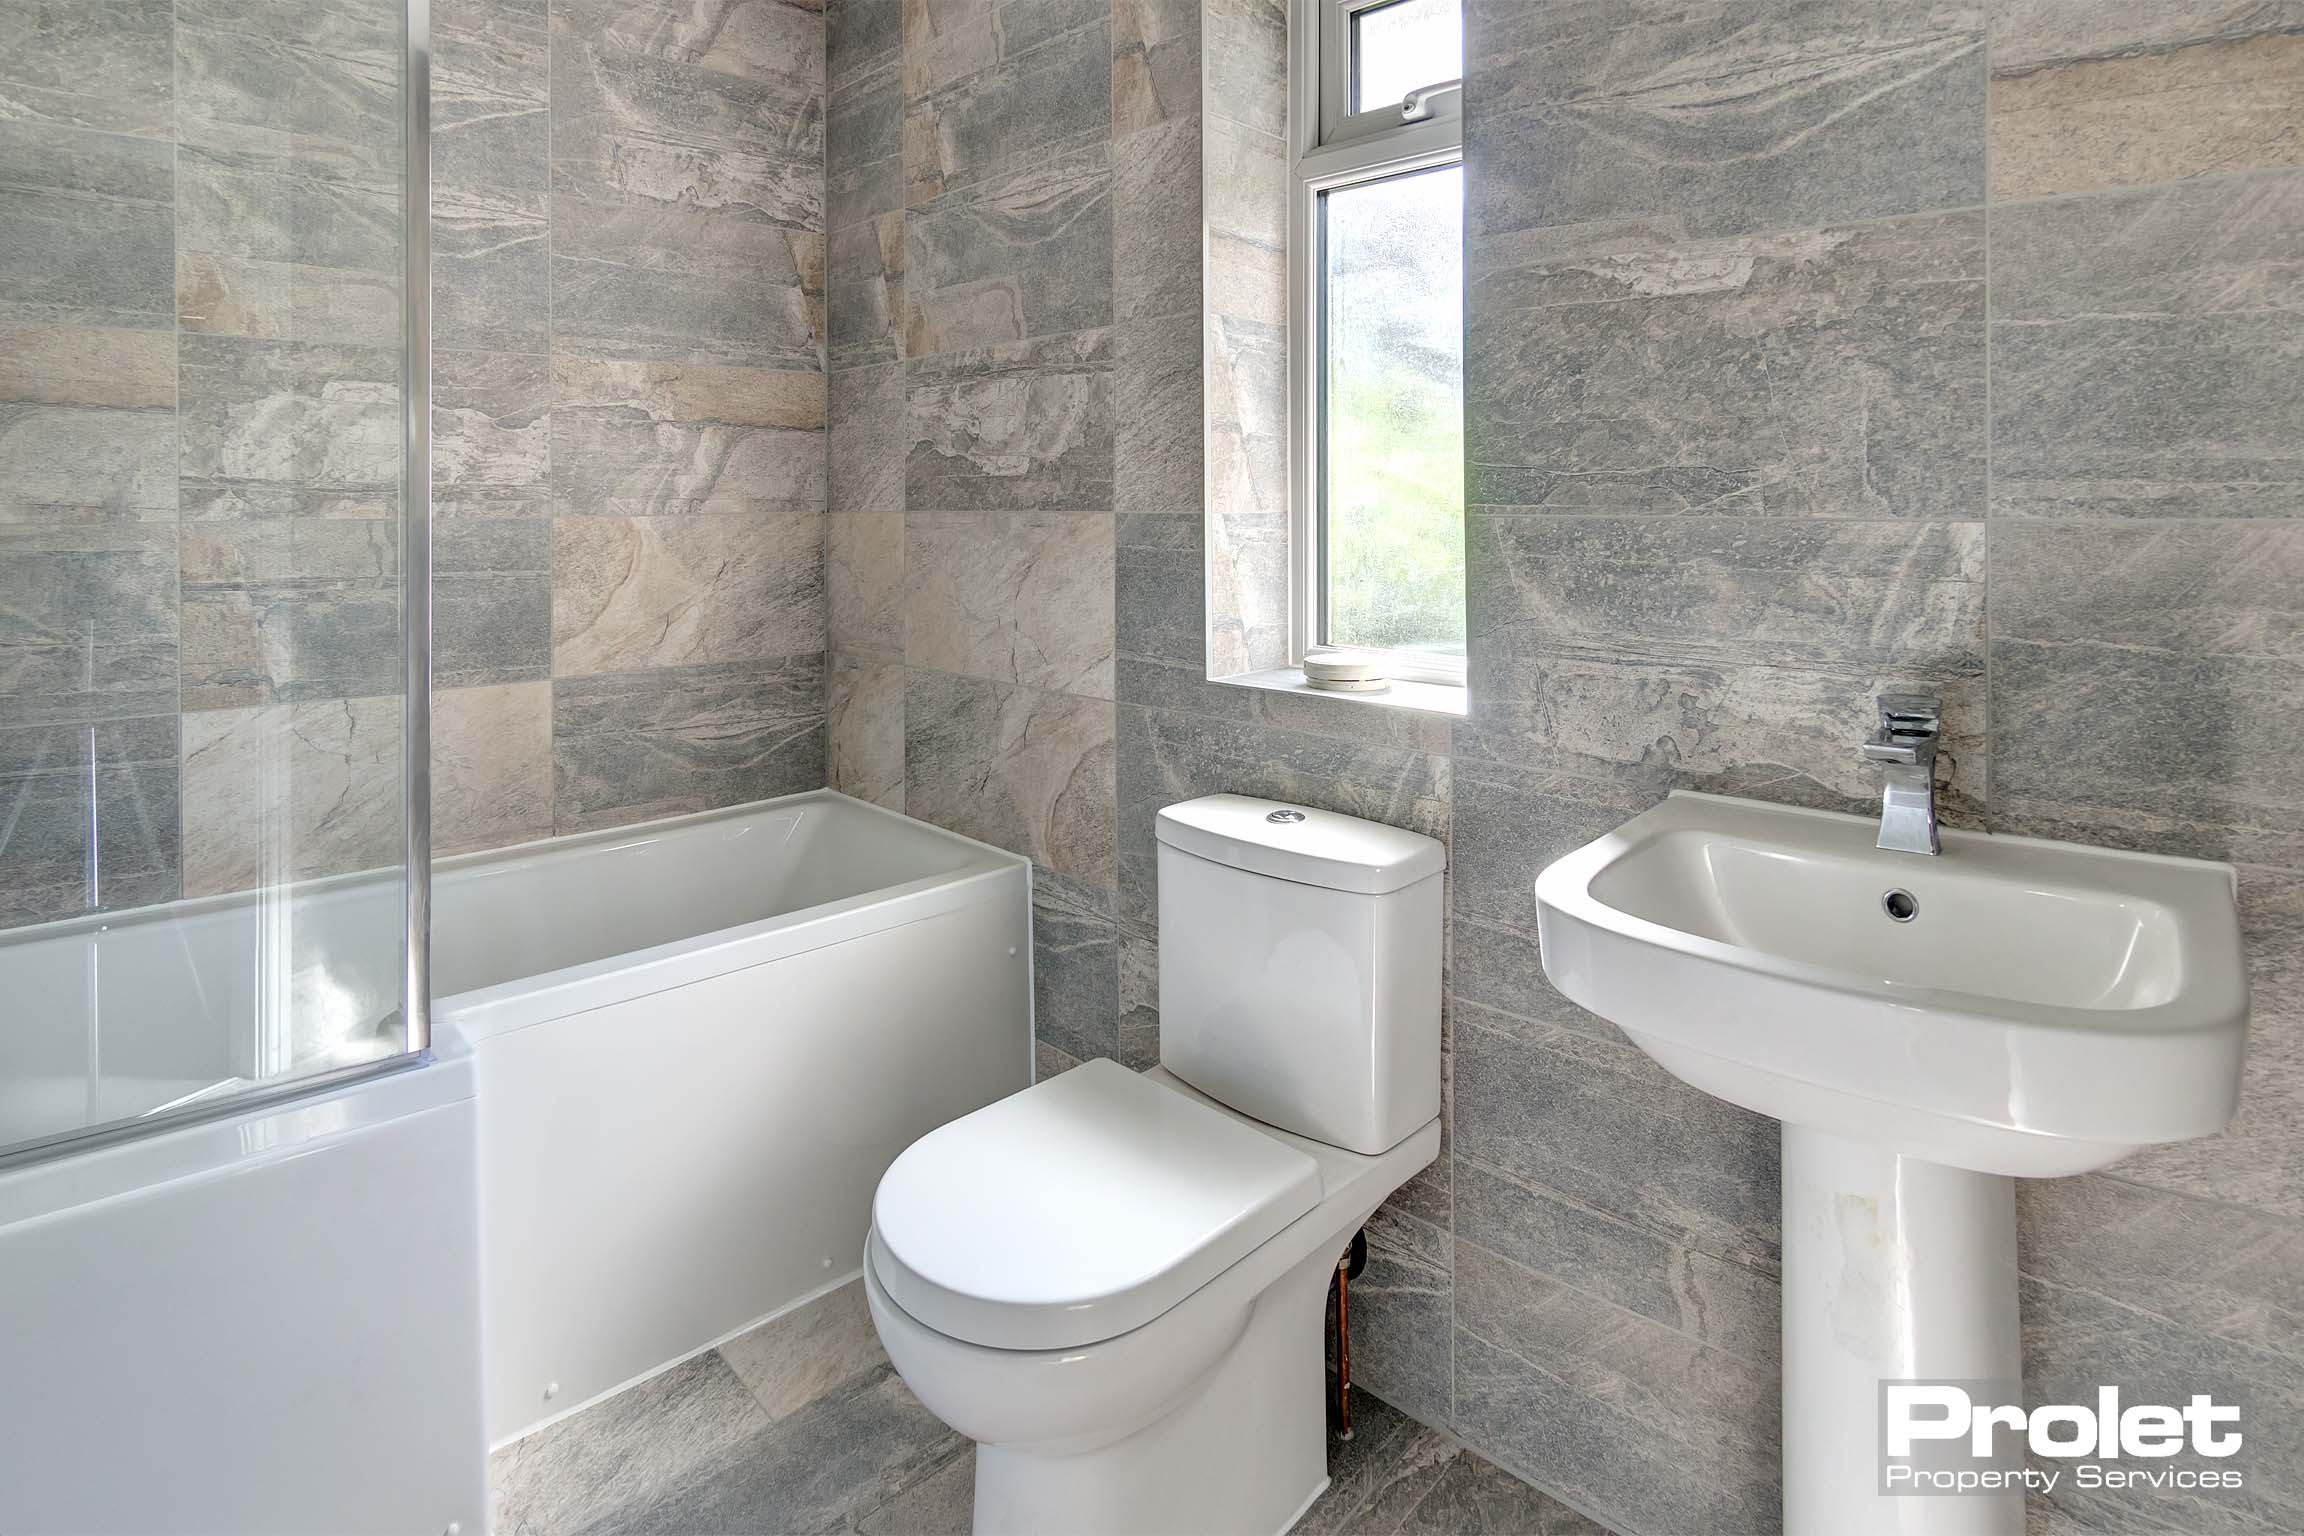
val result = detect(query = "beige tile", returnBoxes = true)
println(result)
[904,511,1114,698]
[719,1280,889,1423]
[828,654,906,809]
[433,680,553,855]
[180,694,401,897]
[828,511,905,658]
[552,511,825,677]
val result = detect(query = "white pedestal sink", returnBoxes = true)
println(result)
[1533,792,2249,1536]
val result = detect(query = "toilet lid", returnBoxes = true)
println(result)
[870,1059,1323,1351]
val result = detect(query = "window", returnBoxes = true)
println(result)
[1292,0,1465,687]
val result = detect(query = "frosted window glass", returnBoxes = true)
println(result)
[1353,0,1462,114]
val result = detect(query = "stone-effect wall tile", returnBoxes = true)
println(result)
[1115,512,1205,669]
[434,517,551,688]
[1466,213,1987,518]
[904,511,1115,697]
[1114,314,1202,513]
[827,512,905,658]
[433,349,551,518]
[1990,171,2304,519]
[0,523,180,726]
[0,321,177,527]
[906,328,1114,511]
[904,17,1108,206]
[552,510,825,678]
[1032,866,1119,1064]
[827,653,904,808]
[1113,0,1200,138]
[180,693,403,897]
[0,120,176,329]
[904,157,1114,355]
[433,678,554,854]
[1202,0,1285,140]
[0,0,175,136]
[553,655,827,833]
[828,47,904,235]
[0,716,180,927]
[1466,0,1984,247]
[903,669,1115,885]
[1114,116,1203,326]
[551,357,825,518]
[828,211,907,369]
[179,517,401,708]
[1990,520,2304,866]
[830,362,907,513]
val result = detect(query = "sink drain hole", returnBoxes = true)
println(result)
[1882,889,1919,923]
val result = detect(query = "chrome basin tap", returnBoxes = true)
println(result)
[1862,693,1942,855]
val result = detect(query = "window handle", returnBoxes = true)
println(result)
[1401,80,1463,123]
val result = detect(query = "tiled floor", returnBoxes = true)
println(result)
[490,1280,1607,1536]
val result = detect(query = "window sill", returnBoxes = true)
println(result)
[1216,667,1469,719]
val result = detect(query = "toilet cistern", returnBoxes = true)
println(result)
[1862,691,1942,855]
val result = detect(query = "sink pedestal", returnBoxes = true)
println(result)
[1782,1127,2022,1536]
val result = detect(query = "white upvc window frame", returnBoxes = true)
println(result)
[1286,0,1466,690]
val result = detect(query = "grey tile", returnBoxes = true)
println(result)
[1448,917,1617,1041]
[0,120,175,329]
[178,335,403,510]
[1035,1037,1085,1082]
[904,157,1114,356]
[906,328,1114,511]
[180,693,403,896]
[1117,926,1160,1069]
[1115,705,1451,864]
[1467,212,1986,518]
[552,510,823,677]
[903,669,1115,886]
[1113,656,1456,755]
[1346,1225,1453,1428]
[0,322,177,527]
[0,0,174,136]
[904,511,1114,697]
[830,210,908,369]
[854,1444,975,1536]
[434,518,551,689]
[1113,115,1202,326]
[1397,1454,1613,1536]
[180,573,402,709]
[904,17,1108,206]
[1458,1156,1780,1371]
[1990,520,2304,866]
[719,1280,890,1423]
[0,717,179,929]
[1990,0,2304,72]
[1115,513,1204,668]
[1114,313,1202,513]
[827,653,905,808]
[1453,1248,1782,1536]
[432,0,551,202]
[827,510,904,657]
[1033,867,1119,1064]
[1296,1397,1458,1536]
[175,148,399,285]
[550,237,825,374]
[490,1351,778,1536]
[552,655,827,832]
[432,349,551,518]
[831,362,907,514]
[1445,756,1660,937]
[433,187,551,355]
[1203,0,1285,140]
[0,523,179,725]
[1114,0,1201,140]
[173,10,402,183]
[828,50,904,234]
[1990,170,2304,519]
[830,0,905,95]
[1455,1002,1781,1272]
[551,356,825,519]
[1464,0,1984,247]
[584,1364,962,1536]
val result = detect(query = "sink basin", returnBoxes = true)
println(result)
[1533,791,2249,1178]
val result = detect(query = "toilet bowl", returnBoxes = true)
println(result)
[867,1063,1440,1536]
[867,797,1448,1536]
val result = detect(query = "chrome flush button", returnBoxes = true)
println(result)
[1266,809,1307,824]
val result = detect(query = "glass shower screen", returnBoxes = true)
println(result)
[0,0,432,1163]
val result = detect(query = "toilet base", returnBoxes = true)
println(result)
[971,1241,1339,1536]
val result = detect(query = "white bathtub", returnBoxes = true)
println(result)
[435,789,1033,1445]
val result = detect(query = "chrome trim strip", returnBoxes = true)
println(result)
[402,0,434,1055]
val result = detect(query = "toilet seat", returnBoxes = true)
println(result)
[870,1060,1321,1352]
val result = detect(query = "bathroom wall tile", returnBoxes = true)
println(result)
[1394,1453,1612,1536]
[1990,520,2304,866]
[906,328,1114,511]
[829,210,907,369]
[718,1281,889,1424]
[551,236,824,373]
[1296,1399,1461,1536]
[1117,927,1160,1069]
[1032,867,1120,1064]
[175,247,401,350]
[1113,0,1199,139]
[1114,313,1203,513]
[1458,1156,1780,1370]
[1466,213,1986,517]
[1035,1038,1085,1082]
[552,511,825,677]
[551,356,825,519]
[432,349,551,519]
[433,188,551,356]
[434,518,552,688]
[827,511,905,658]
[2101,869,2304,1220]
[1990,0,2304,72]
[174,155,400,331]
[903,670,1115,886]
[903,157,1114,355]
[1991,30,2304,201]
[552,654,828,832]
[1448,916,1616,1043]
[1348,1230,1453,1430]
[831,0,904,95]
[827,653,904,808]
[0,320,176,527]
[1114,658,1456,756]
[904,511,1115,698]
[1112,115,1201,326]
[1449,758,1656,936]
[179,525,401,708]
[0,522,180,726]
[0,0,174,137]
[180,692,402,896]
[1203,117,1287,329]
[2019,1273,2304,1535]
[1115,512,1205,668]
[178,335,403,512]
[828,49,904,235]
[432,0,550,203]
[1453,1247,1782,1536]
[904,15,1107,206]
[830,362,907,513]
[0,120,175,329]
[172,9,401,183]
[1990,170,2304,519]
[433,678,554,854]
[1455,1003,1782,1273]
[1464,0,1984,247]
[0,716,180,928]
[1202,0,1285,140]
[1114,706,1451,865]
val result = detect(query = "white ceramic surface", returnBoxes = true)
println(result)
[441,791,1033,1446]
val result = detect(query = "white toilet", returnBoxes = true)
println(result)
[865,794,1445,1536]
